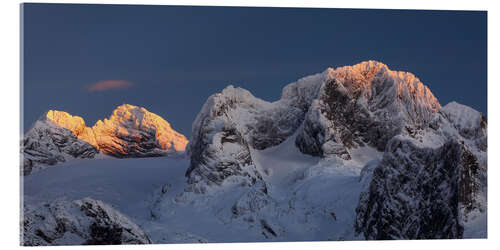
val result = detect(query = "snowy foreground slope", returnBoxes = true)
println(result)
[21,61,487,245]
[21,136,486,244]
[22,138,382,244]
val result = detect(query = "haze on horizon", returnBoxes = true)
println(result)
[22,4,487,138]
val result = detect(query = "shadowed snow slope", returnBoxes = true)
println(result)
[22,140,382,243]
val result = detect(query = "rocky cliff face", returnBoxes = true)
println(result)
[21,112,99,175]
[185,60,487,239]
[352,100,488,240]
[185,76,322,192]
[354,136,485,240]
[92,104,188,157]
[45,110,99,148]
[186,61,443,189]
[22,198,151,246]
[21,104,188,174]
[295,61,441,159]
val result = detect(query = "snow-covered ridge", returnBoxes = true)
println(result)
[296,60,442,159]
[22,198,151,245]
[183,60,486,240]
[355,135,485,239]
[21,104,188,174]
[45,110,99,148]
[22,115,100,175]
[187,60,445,189]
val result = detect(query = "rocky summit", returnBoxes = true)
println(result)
[185,60,487,240]
[21,104,188,174]
[91,104,188,157]
[186,61,446,188]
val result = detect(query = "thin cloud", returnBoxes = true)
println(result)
[86,80,134,92]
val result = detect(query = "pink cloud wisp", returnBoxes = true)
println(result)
[86,80,134,92]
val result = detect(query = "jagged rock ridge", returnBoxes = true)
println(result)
[21,112,99,175]
[92,104,188,157]
[186,60,442,189]
[295,61,441,159]
[185,60,487,239]
[22,198,151,246]
[354,137,483,239]
[185,75,321,192]
[21,104,188,174]
[354,101,487,240]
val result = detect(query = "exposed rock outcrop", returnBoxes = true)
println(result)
[186,60,443,189]
[21,104,188,174]
[45,110,99,148]
[296,61,441,159]
[92,104,188,157]
[21,112,99,175]
[354,136,485,240]
[22,198,151,246]
[185,60,486,240]
[185,77,321,191]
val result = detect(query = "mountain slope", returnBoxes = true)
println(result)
[355,136,485,239]
[21,61,486,243]
[184,60,487,240]
[185,73,323,192]
[21,112,99,175]
[21,104,188,174]
[186,60,445,191]
[22,198,152,246]
[296,61,441,159]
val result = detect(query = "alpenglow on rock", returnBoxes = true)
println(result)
[21,104,188,174]
[186,60,443,189]
[185,60,486,239]
[295,61,441,159]
[45,110,99,148]
[21,111,99,175]
[92,104,188,157]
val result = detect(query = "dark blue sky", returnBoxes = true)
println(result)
[22,4,487,138]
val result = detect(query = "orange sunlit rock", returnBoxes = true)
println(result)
[44,105,188,157]
[45,110,100,149]
[91,104,188,157]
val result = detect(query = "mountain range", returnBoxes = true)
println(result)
[21,61,487,245]
[21,104,188,175]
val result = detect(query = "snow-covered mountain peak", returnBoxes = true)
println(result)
[109,104,153,123]
[187,61,481,191]
[329,60,439,109]
[440,101,486,131]
[22,112,99,175]
[101,104,173,130]
[22,104,189,174]
[333,60,389,76]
